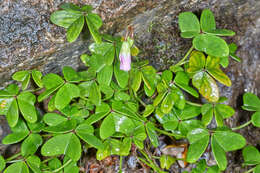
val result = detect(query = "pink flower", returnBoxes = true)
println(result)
[119,41,131,71]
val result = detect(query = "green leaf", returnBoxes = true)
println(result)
[205,29,235,36]
[41,133,81,161]
[89,42,115,65]
[84,112,110,125]
[130,69,142,92]
[143,105,155,117]
[178,12,200,37]
[21,134,43,156]
[211,135,227,171]
[114,91,130,101]
[161,92,175,114]
[193,34,229,57]
[142,66,157,90]
[87,13,103,29]
[12,71,30,81]
[66,15,84,42]
[162,70,173,85]
[55,83,80,110]
[113,112,135,135]
[207,165,221,173]
[114,62,129,88]
[6,99,19,127]
[201,103,214,126]
[178,104,201,120]
[17,92,37,123]
[186,128,209,163]
[75,124,104,149]
[192,71,219,102]
[38,83,63,102]
[43,120,77,133]
[219,56,229,68]
[63,156,79,173]
[133,125,147,149]
[242,145,260,165]
[42,73,64,90]
[119,137,132,156]
[22,72,31,90]
[160,155,176,170]
[85,15,102,43]
[171,88,186,110]
[254,165,260,173]
[200,9,216,32]
[48,158,62,173]
[174,71,199,98]
[60,3,81,11]
[206,56,231,86]
[63,66,82,82]
[213,131,246,151]
[89,81,101,105]
[215,104,235,119]
[31,70,43,88]
[187,51,206,73]
[0,155,5,171]
[146,122,159,147]
[252,112,260,127]
[26,155,41,173]
[50,10,82,28]
[242,93,260,111]
[153,91,167,107]
[97,65,113,86]
[4,162,29,173]
[100,114,115,139]
[43,113,67,126]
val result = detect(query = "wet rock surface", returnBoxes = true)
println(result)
[1,0,260,172]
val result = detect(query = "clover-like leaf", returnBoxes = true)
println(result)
[17,92,38,123]
[50,10,82,28]
[242,93,260,111]
[41,133,81,161]
[178,12,200,38]
[186,128,209,163]
[242,145,260,165]
[160,155,176,170]
[193,34,229,57]
[0,155,5,171]
[55,83,80,110]
[114,61,129,88]
[67,15,84,42]
[252,112,260,127]
[192,71,219,102]
[97,65,113,86]
[146,122,159,147]
[130,69,142,92]
[21,134,43,156]
[89,42,115,65]
[211,135,227,171]
[3,161,29,173]
[43,113,67,126]
[100,113,115,139]
[85,15,102,43]
[200,9,216,32]
[31,70,43,88]
[62,66,82,82]
[206,56,231,86]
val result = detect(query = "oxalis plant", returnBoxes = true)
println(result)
[0,3,259,173]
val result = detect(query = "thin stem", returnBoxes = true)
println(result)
[244,167,255,173]
[6,159,24,163]
[119,156,123,173]
[175,46,194,67]
[134,91,147,107]
[42,157,55,164]
[139,150,164,173]
[186,100,202,107]
[232,120,252,131]
[6,152,21,161]
[155,127,185,138]
[52,159,72,173]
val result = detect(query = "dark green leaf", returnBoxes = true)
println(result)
[87,13,102,29]
[113,112,135,135]
[6,99,19,127]
[205,29,235,36]
[89,81,101,105]
[130,69,142,92]
[60,3,81,11]
[215,104,235,119]
[142,66,157,90]
[26,155,41,173]
[162,70,173,85]
[89,42,115,65]
[38,83,63,102]
[43,120,77,133]
[201,103,214,126]
[42,73,64,90]
[63,156,79,173]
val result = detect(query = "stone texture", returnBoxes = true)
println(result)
[0,0,260,172]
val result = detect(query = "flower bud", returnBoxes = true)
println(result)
[119,40,131,71]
